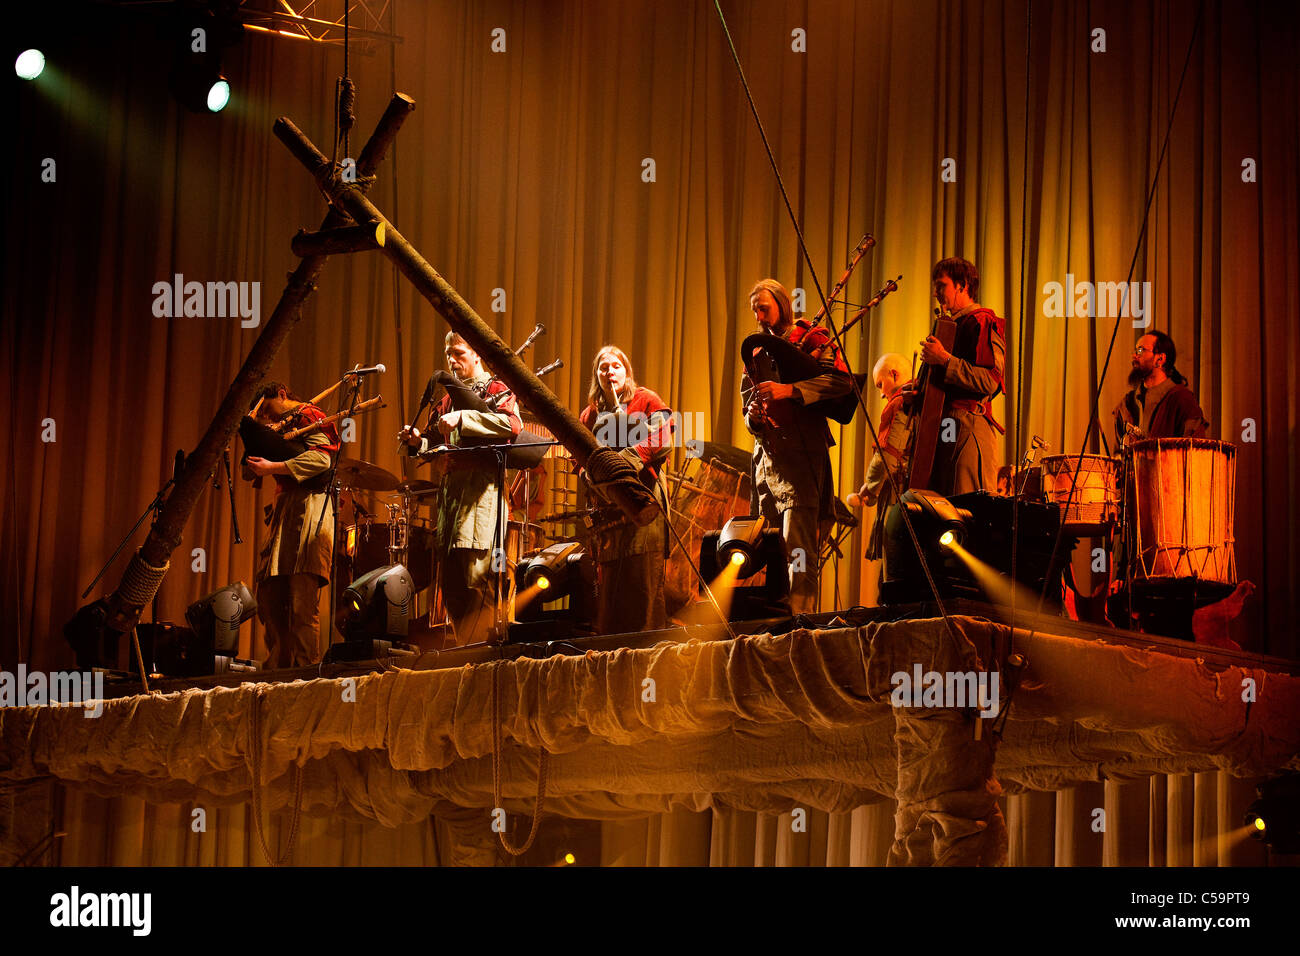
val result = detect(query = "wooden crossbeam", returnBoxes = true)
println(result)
[273,112,659,528]
[100,94,417,634]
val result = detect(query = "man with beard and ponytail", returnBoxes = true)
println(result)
[1112,330,1209,445]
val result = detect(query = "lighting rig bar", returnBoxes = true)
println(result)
[238,0,400,47]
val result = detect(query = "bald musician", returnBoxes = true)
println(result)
[850,353,915,561]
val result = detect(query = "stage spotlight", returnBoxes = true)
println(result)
[336,564,414,641]
[170,62,231,114]
[716,516,769,579]
[1244,775,1300,853]
[206,76,230,112]
[15,49,45,80]
[881,490,973,603]
[185,581,256,655]
[697,516,790,622]
[521,542,585,597]
[510,542,597,639]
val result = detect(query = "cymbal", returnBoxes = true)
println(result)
[336,458,399,491]
[393,479,439,497]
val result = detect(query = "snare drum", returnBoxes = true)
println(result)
[1129,438,1236,585]
[1040,454,1119,534]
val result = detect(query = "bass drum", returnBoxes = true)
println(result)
[1129,438,1236,586]
[337,517,436,593]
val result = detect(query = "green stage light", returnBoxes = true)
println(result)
[206,78,230,112]
[16,49,45,80]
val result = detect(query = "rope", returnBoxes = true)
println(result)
[1010,0,1033,634]
[490,662,548,857]
[389,5,408,426]
[247,688,305,866]
[116,550,169,606]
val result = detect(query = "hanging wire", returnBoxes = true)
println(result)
[713,0,964,655]
[1009,0,1033,649]
[1020,3,1205,657]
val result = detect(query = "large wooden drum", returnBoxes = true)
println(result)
[665,454,752,614]
[1130,438,1236,585]
[1040,454,1119,534]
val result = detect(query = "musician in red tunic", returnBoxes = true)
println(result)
[919,258,1006,496]
[401,332,522,644]
[579,345,674,634]
[245,382,340,668]
[742,278,853,614]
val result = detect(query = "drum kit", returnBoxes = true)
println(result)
[1008,436,1237,632]
[331,451,554,635]
[331,458,441,619]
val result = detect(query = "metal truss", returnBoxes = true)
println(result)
[238,0,400,50]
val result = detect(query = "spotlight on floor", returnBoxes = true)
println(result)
[336,564,413,641]
[697,516,790,622]
[15,49,45,80]
[1244,775,1300,854]
[510,543,596,641]
[520,542,585,597]
[881,490,974,604]
[186,581,256,656]
[715,516,769,579]
[323,564,418,661]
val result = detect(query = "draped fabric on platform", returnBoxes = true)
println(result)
[3,620,1296,865]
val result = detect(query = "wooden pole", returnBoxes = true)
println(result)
[291,221,386,257]
[99,94,417,634]
[273,115,659,527]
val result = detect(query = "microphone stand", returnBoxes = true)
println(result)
[417,441,559,645]
[221,448,243,544]
[82,458,184,599]
[320,376,364,646]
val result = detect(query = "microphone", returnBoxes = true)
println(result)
[173,449,186,483]
[347,363,387,376]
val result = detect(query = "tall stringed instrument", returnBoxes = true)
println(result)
[903,307,957,491]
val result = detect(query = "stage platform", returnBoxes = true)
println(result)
[3,603,1298,865]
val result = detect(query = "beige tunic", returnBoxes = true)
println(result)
[410,372,519,552]
[257,429,335,585]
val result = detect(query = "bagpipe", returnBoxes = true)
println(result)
[741,236,899,428]
[408,324,562,470]
[740,331,866,426]
[239,370,384,487]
